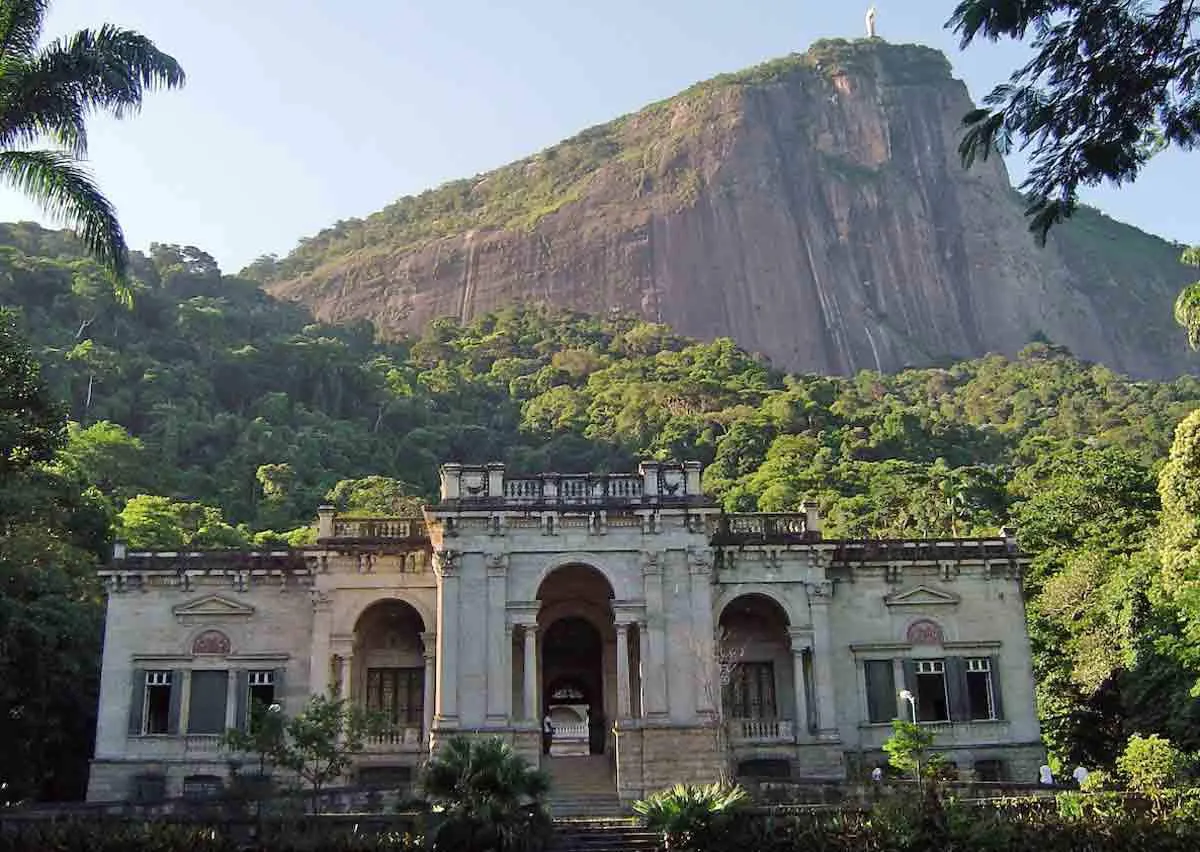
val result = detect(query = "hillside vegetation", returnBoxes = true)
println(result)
[2,224,1200,797]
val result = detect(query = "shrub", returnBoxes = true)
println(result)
[632,782,748,851]
[421,736,551,852]
[1117,734,1186,793]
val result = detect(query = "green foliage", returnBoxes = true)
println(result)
[118,495,250,550]
[632,782,748,852]
[1116,734,1187,793]
[950,0,1200,241]
[0,0,184,285]
[882,720,947,782]
[223,692,389,814]
[421,736,551,852]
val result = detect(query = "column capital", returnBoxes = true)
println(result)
[421,631,437,656]
[485,552,508,576]
[615,621,631,635]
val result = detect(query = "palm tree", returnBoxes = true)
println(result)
[0,0,184,287]
[422,736,552,852]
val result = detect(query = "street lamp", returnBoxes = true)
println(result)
[897,689,922,790]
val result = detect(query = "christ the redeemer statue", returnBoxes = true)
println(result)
[866,6,877,38]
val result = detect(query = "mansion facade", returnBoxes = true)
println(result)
[87,461,1044,803]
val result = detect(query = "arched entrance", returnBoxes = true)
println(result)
[718,594,794,732]
[537,564,615,756]
[353,600,429,741]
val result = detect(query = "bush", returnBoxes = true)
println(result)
[1117,734,1186,793]
[632,782,748,851]
[421,736,551,852]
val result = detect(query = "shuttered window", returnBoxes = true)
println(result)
[187,670,229,734]
[864,660,896,723]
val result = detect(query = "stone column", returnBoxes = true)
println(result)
[309,591,333,697]
[788,629,810,740]
[486,555,509,724]
[688,549,716,717]
[421,632,437,740]
[338,652,354,701]
[641,552,669,719]
[809,583,838,738]
[523,624,539,722]
[435,550,460,728]
[615,622,632,719]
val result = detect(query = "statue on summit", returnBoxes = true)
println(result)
[866,5,878,38]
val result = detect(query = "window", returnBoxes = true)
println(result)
[864,660,896,723]
[915,660,949,722]
[248,670,276,709]
[965,658,996,720]
[724,662,777,720]
[143,671,173,734]
[366,667,424,727]
[187,670,229,734]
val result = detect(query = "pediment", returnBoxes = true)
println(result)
[173,595,255,619]
[884,586,959,607]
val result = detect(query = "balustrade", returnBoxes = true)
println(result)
[502,474,643,506]
[363,726,424,752]
[330,517,428,540]
[711,514,810,544]
[729,718,794,743]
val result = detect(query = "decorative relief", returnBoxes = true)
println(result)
[310,589,332,611]
[191,629,231,655]
[687,546,713,574]
[486,552,508,575]
[433,549,461,577]
[641,551,662,575]
[906,619,944,645]
[807,579,834,599]
[460,469,488,497]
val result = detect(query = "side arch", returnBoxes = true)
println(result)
[337,591,433,637]
[714,585,804,628]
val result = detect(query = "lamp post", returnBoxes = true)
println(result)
[898,689,922,790]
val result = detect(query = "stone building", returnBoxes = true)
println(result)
[87,461,1044,803]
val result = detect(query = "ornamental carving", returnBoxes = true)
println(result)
[192,629,231,655]
[434,549,461,576]
[906,619,944,645]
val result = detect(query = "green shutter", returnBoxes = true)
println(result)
[989,656,1005,719]
[273,668,286,710]
[945,658,970,721]
[901,660,919,721]
[864,660,895,723]
[128,668,146,736]
[167,670,183,734]
[234,670,250,730]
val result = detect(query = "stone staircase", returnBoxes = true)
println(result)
[544,755,625,818]
[550,818,659,852]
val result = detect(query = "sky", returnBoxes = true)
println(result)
[0,1,1196,274]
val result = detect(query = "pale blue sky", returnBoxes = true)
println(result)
[0,1,1194,273]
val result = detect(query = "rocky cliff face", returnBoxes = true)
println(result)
[265,39,1196,379]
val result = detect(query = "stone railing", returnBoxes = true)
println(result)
[438,461,710,508]
[503,474,644,506]
[857,719,1011,749]
[549,721,589,740]
[363,726,424,752]
[329,517,428,540]
[710,513,816,545]
[730,718,795,743]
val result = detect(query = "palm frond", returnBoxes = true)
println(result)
[0,149,127,283]
[44,25,185,116]
[0,0,48,63]
[0,58,88,155]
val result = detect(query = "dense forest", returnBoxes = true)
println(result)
[3,222,1200,800]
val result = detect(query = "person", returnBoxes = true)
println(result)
[542,713,555,755]
[1072,765,1089,787]
[1039,764,1055,786]
[871,766,884,782]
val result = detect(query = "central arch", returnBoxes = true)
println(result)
[537,564,615,756]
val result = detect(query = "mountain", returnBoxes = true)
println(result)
[260,38,1197,380]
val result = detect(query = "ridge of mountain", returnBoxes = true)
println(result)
[261,39,1191,378]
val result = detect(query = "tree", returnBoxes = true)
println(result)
[0,0,184,286]
[883,720,947,788]
[949,2,1200,345]
[948,1,1199,240]
[223,692,387,814]
[421,735,552,852]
